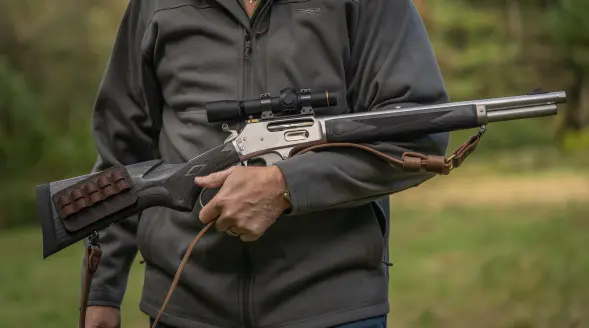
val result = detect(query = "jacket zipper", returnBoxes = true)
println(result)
[241,4,270,327]
[241,24,254,328]
[242,246,253,328]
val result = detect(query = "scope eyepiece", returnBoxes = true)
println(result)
[205,88,337,123]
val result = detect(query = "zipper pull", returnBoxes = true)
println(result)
[244,33,252,58]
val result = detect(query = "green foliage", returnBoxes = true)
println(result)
[543,0,589,131]
[547,0,589,68]
[0,54,98,228]
[426,1,525,99]
[0,1,123,228]
[424,0,589,153]
[561,129,589,152]
[0,57,47,228]
[0,56,44,176]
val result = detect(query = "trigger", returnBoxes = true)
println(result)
[246,157,267,166]
[242,154,280,167]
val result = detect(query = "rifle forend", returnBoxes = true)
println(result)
[35,88,566,259]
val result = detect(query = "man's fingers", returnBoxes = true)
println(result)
[237,221,264,242]
[240,233,261,242]
[199,200,223,224]
[214,214,233,232]
[216,209,245,234]
[195,167,235,188]
[227,225,249,237]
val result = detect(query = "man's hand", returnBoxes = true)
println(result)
[195,165,291,242]
[85,306,120,328]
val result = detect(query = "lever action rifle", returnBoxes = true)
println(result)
[36,87,567,259]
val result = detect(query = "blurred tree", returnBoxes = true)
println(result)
[500,0,589,149]
[0,56,46,228]
[419,0,589,151]
[544,0,589,149]
[0,0,126,227]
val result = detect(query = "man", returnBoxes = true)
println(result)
[84,0,449,327]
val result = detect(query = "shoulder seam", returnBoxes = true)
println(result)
[145,4,201,32]
[140,4,195,59]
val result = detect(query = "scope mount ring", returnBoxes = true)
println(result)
[260,93,274,120]
[299,88,315,115]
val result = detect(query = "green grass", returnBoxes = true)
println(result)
[0,228,147,328]
[387,204,589,328]
[1,203,588,328]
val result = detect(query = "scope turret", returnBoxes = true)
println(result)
[205,88,337,123]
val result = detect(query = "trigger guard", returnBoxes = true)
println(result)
[198,187,221,208]
[197,162,244,208]
[250,153,285,166]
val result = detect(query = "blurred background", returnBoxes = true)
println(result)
[0,0,588,327]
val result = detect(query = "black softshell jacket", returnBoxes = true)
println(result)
[85,0,450,327]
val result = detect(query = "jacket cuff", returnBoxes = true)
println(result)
[273,153,315,216]
[87,289,124,309]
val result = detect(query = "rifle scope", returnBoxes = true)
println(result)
[206,87,337,123]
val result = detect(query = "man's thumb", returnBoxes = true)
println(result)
[194,167,234,188]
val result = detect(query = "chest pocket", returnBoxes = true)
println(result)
[263,0,354,116]
[147,0,243,114]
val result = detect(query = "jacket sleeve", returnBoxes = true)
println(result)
[83,0,162,308]
[274,0,450,215]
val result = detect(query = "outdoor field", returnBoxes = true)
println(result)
[2,165,587,328]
